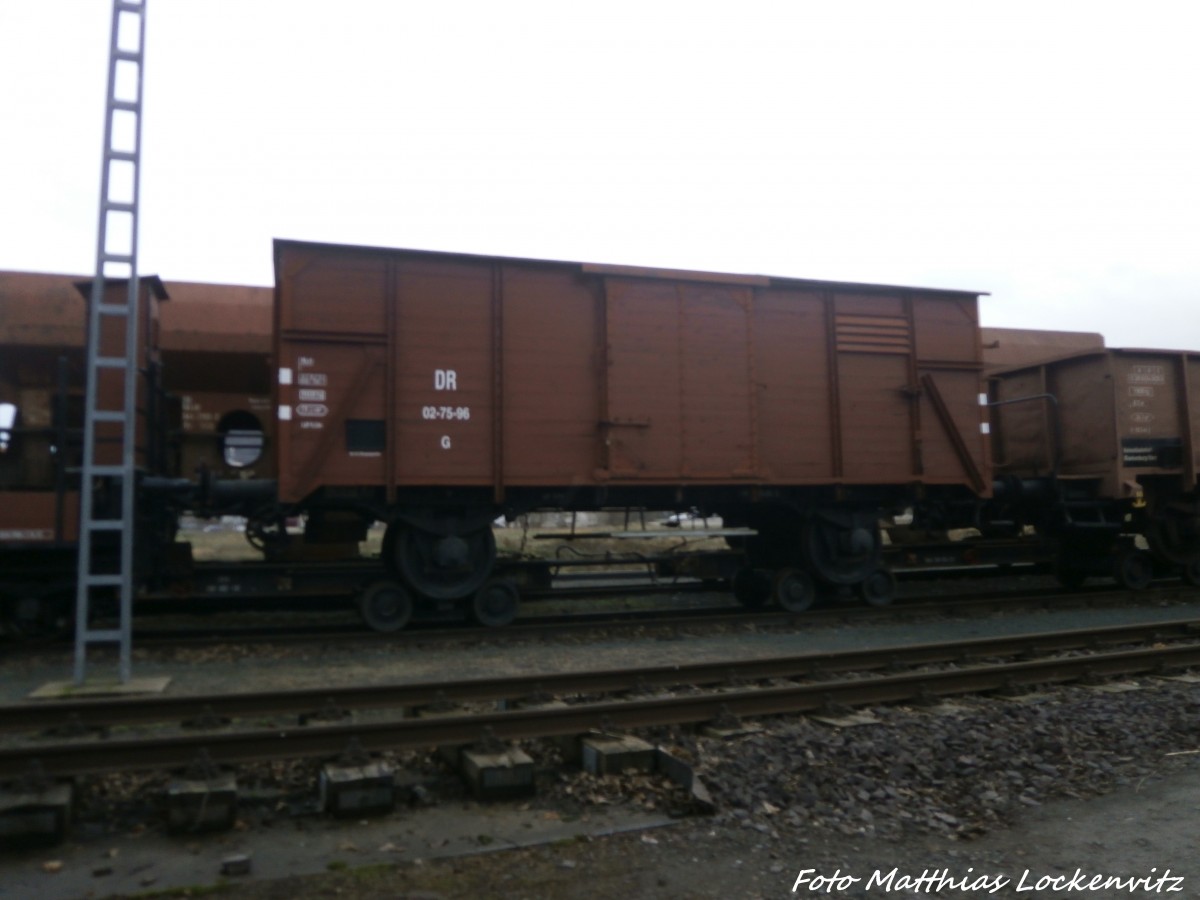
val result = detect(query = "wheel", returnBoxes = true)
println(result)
[802,518,880,585]
[357,580,414,633]
[1146,513,1200,565]
[732,567,771,609]
[245,507,290,559]
[393,525,496,601]
[1113,551,1153,591]
[772,568,816,613]
[857,569,897,607]
[1183,558,1200,587]
[4,592,73,640]
[472,579,519,627]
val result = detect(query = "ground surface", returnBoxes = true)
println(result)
[10,759,1199,899]
[4,584,1200,899]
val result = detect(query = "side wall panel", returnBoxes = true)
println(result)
[1052,356,1117,478]
[752,288,833,481]
[603,279,683,477]
[678,284,755,477]
[500,265,600,484]
[834,294,915,482]
[392,259,494,485]
[276,251,390,500]
[992,368,1053,474]
[603,279,756,479]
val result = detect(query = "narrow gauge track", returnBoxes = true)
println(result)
[3,617,1199,779]
[75,580,1200,650]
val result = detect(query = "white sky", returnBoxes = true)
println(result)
[2,1,1198,348]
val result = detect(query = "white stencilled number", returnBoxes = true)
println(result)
[422,406,471,421]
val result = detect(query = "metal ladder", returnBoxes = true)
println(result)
[74,0,149,684]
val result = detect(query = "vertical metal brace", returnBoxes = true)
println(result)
[74,0,148,685]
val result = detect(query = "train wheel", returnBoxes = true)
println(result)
[245,507,291,559]
[802,518,880,586]
[1146,513,1200,566]
[358,580,414,633]
[4,592,72,640]
[472,579,520,627]
[1113,551,1154,591]
[732,567,771,609]
[393,525,496,601]
[857,569,897,607]
[772,568,816,613]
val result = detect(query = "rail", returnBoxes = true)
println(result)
[2,619,1198,778]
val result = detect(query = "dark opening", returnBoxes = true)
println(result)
[346,419,386,453]
[217,410,264,468]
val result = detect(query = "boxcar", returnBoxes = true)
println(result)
[273,240,989,607]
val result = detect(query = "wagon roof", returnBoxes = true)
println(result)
[272,238,987,299]
[0,270,166,347]
[989,345,1200,376]
[981,326,1106,373]
[159,280,271,354]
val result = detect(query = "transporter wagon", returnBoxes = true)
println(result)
[271,240,990,620]
[989,347,1200,587]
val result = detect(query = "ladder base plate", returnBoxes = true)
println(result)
[26,676,172,700]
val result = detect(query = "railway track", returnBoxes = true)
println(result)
[4,616,1199,779]
[68,580,1200,649]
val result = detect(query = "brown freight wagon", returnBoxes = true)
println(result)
[990,348,1200,586]
[273,240,990,610]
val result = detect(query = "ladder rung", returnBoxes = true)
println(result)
[102,251,134,262]
[95,356,130,369]
[114,50,142,64]
[107,151,137,163]
[87,520,125,532]
[87,464,127,477]
[104,200,135,213]
[111,99,140,113]
[84,575,124,588]
[92,410,127,423]
[97,304,131,317]
[80,629,124,643]
[116,0,146,11]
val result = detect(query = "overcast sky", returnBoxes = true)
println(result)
[2,1,1198,349]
